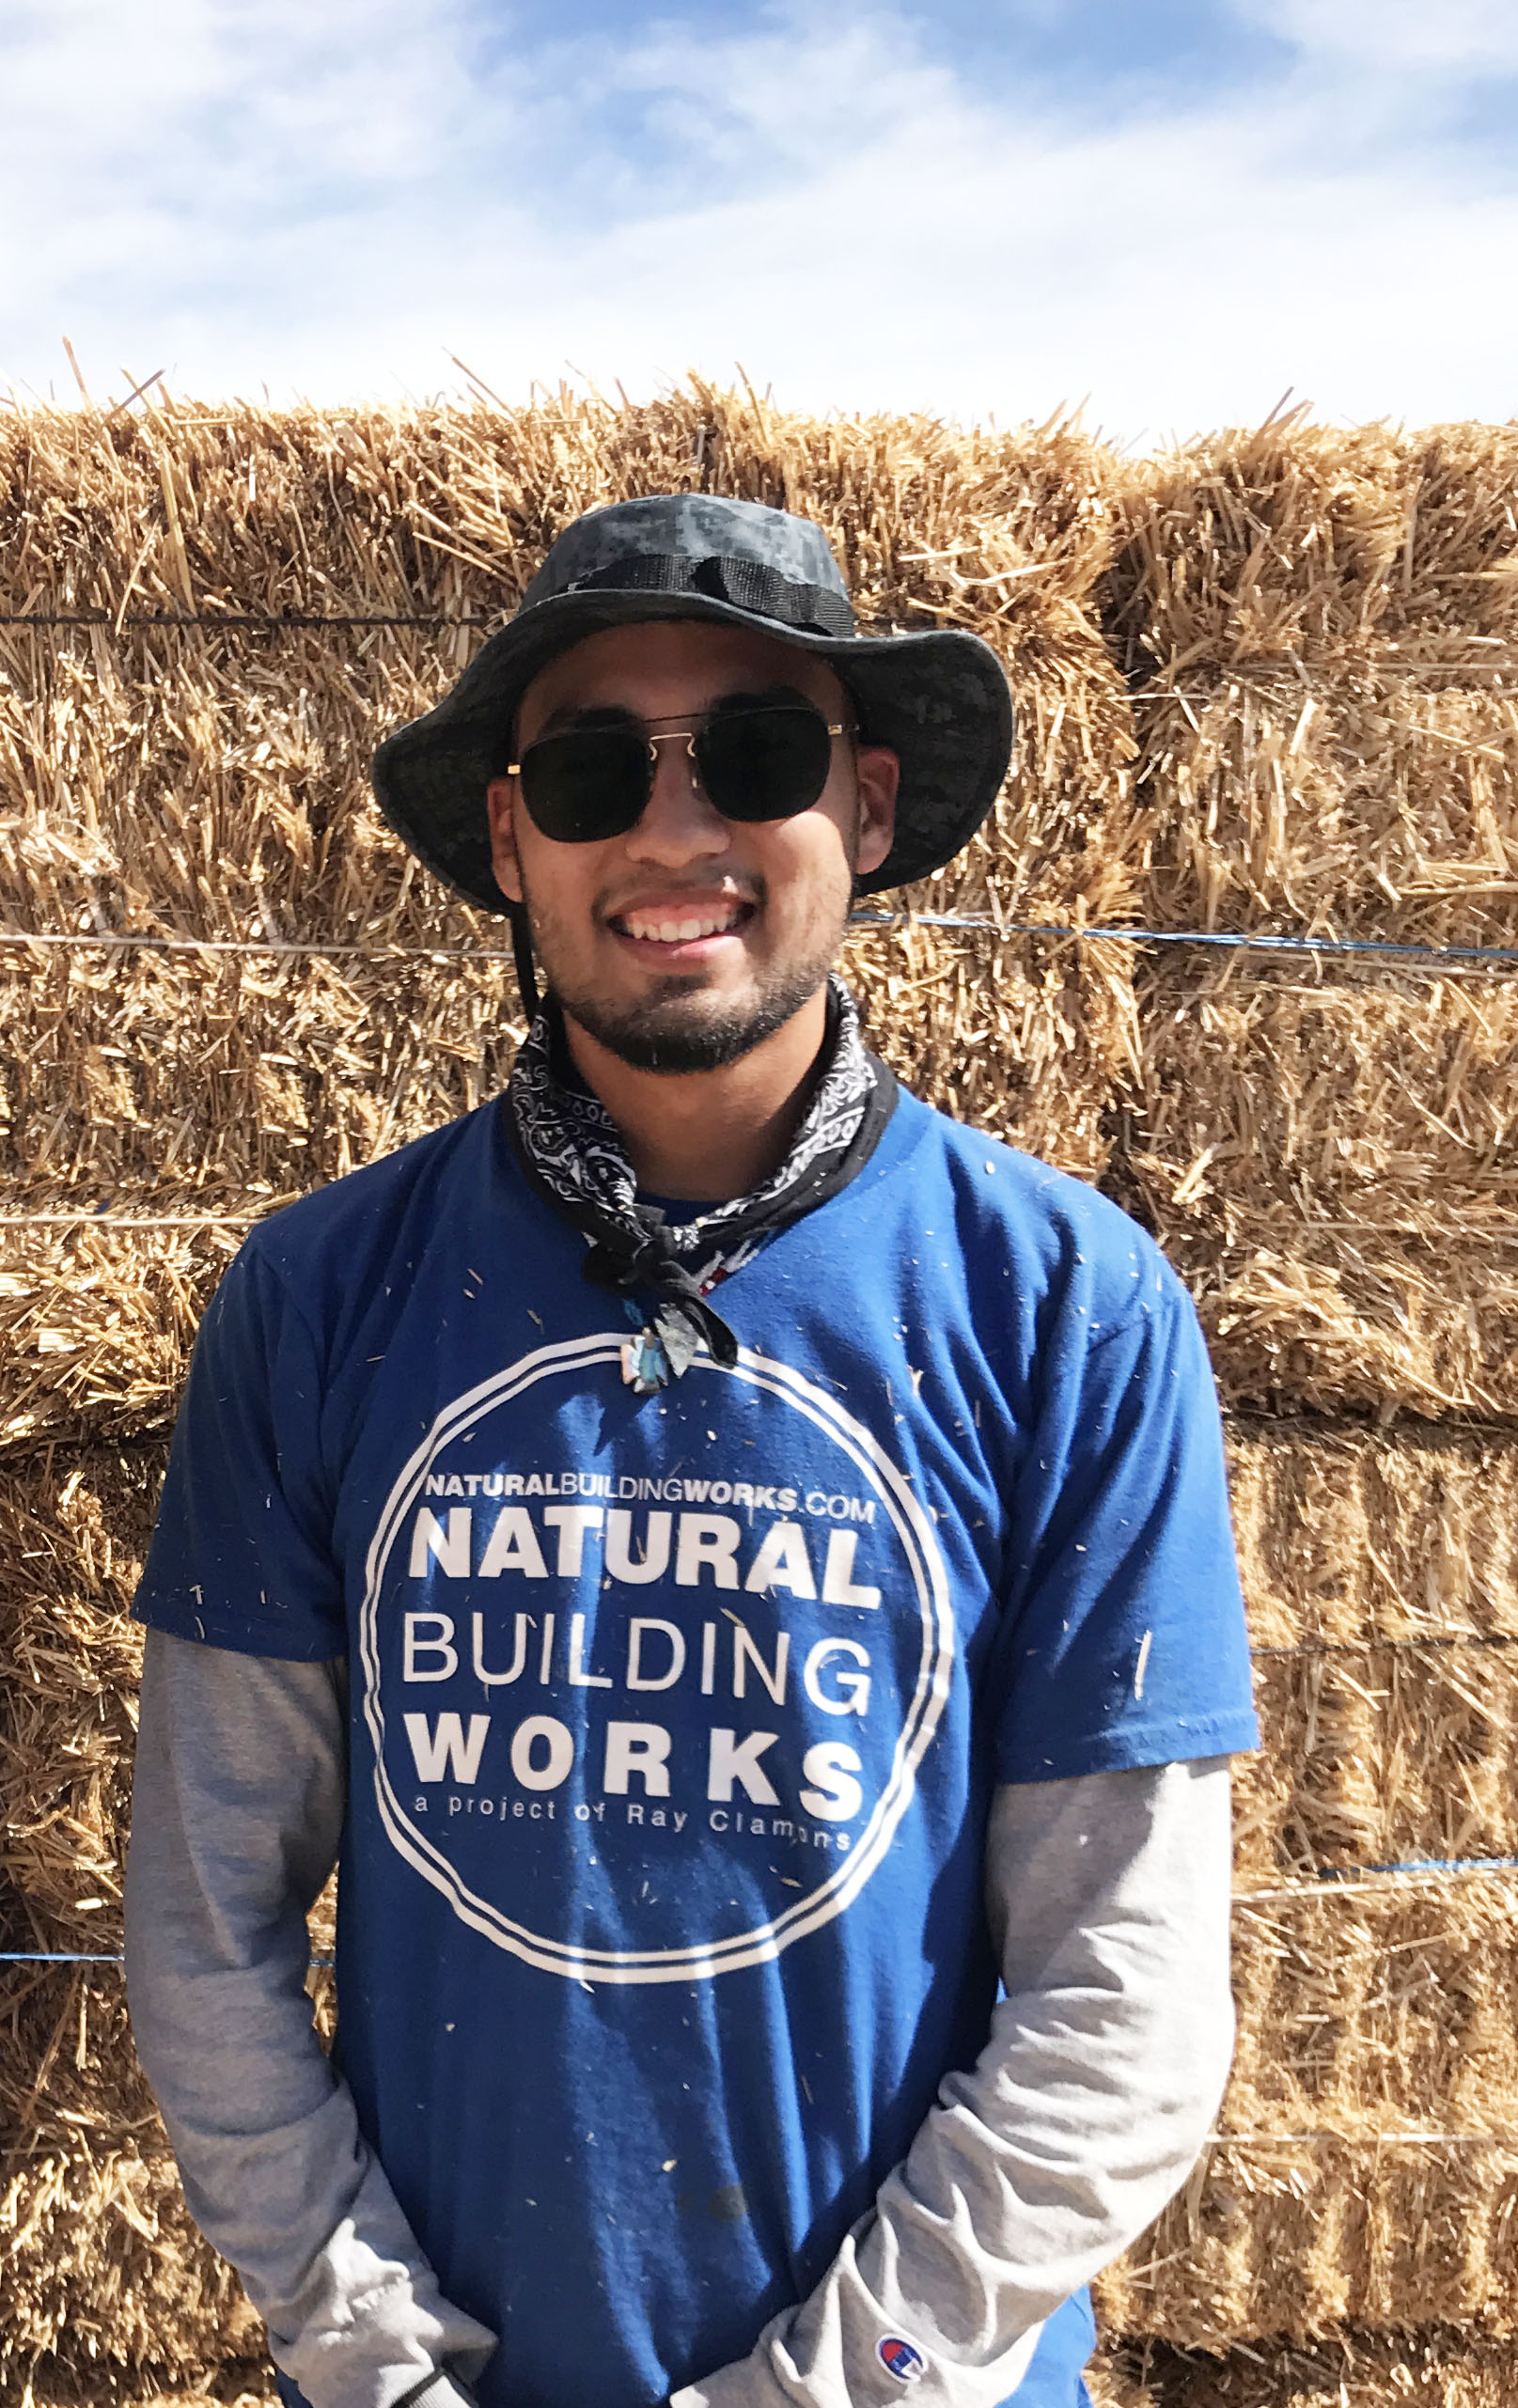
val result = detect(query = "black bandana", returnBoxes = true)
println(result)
[506,977,897,1390]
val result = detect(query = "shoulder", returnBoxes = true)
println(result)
[889,1091,1182,1343]
[234,1102,508,1303]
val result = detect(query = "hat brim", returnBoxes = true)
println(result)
[370,587,1014,914]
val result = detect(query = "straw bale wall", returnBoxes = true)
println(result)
[0,927,1131,1457]
[3,395,1518,2400]
[9,1424,1518,2387]
[0,1444,258,2391]
[1095,1422,1518,2351]
[1105,415,1518,948]
[1120,962,1518,1417]
[0,387,1137,943]
[1090,412,1518,2371]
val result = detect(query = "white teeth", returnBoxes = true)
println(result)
[621,907,740,943]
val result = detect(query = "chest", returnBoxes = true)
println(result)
[319,1250,1026,1981]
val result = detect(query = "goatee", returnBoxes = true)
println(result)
[553,963,827,1072]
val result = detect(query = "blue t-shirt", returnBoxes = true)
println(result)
[134,1086,1256,2407]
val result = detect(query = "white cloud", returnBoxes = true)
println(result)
[1244,0,1518,76]
[1,0,1514,438]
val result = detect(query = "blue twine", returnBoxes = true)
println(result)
[9,1861,1518,1969]
[1312,1853,1518,1883]
[3,920,1518,970]
[0,1949,336,1966]
[849,915,1518,968]
[0,1951,125,1962]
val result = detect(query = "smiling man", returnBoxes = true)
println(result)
[486,619,898,1207]
[124,494,1257,2408]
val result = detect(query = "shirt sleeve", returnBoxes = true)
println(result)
[990,1284,1259,1780]
[133,1238,347,1660]
[670,1756,1237,2408]
[124,1628,496,2408]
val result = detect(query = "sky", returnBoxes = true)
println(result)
[3,0,1516,443]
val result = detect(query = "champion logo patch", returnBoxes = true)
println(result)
[877,2334,926,2382]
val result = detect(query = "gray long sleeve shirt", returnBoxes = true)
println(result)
[125,1629,1236,2408]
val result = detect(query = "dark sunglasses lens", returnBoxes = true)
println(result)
[696,705,835,822]
[518,729,649,843]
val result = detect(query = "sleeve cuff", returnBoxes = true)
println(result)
[390,2373,479,2408]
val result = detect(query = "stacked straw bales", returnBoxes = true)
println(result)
[1105,414,1518,1418]
[0,389,1139,2403]
[3,391,1518,2403]
[1105,414,1518,946]
[1101,1421,1518,2348]
[1088,414,1518,2389]
[1120,961,1518,1418]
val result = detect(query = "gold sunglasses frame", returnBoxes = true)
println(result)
[507,707,855,785]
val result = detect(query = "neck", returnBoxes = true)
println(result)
[562,987,832,1201]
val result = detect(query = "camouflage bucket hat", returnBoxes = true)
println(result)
[371,491,1014,913]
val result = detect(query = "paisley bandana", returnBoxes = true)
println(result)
[506,977,897,1390]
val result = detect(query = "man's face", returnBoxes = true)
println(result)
[485,619,898,1073]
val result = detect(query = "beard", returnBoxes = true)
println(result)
[553,958,831,1072]
[518,872,852,1073]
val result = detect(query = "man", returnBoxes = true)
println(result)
[125,493,1257,2408]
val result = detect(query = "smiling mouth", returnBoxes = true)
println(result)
[607,900,753,946]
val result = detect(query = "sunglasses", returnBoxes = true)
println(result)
[508,696,855,845]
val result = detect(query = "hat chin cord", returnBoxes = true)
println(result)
[509,907,540,1021]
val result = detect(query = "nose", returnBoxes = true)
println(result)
[624,732,730,866]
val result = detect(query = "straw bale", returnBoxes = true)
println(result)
[844,922,1133,1175]
[1221,1882,1518,2161]
[28,2328,1518,2408]
[0,389,1138,949]
[1120,962,1518,1416]
[21,1419,1518,1947]
[0,939,523,1200]
[1094,2327,1518,2406]
[0,924,1126,1209]
[1108,416,1518,681]
[1122,674,1518,948]
[0,1969,262,2392]
[0,1435,344,1969]
[0,1443,337,2398]
[0,622,477,951]
[9,1430,1518,2369]
[0,384,1121,642]
[1238,1645,1518,1886]
[1225,1419,1518,1654]
[1108,1419,1518,2347]
[1223,1418,1518,1884]
[0,923,1130,1451]
[1107,416,1518,945]
[1099,1878,1518,2348]
[21,2370,275,2408]
[0,1217,241,1450]
[0,1442,255,2390]
[0,1444,156,1948]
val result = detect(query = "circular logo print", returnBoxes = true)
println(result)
[359,1334,953,1984]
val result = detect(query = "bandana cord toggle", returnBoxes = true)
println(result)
[581,1210,742,1384]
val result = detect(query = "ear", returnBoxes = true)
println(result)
[485,777,525,905]
[853,744,899,881]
